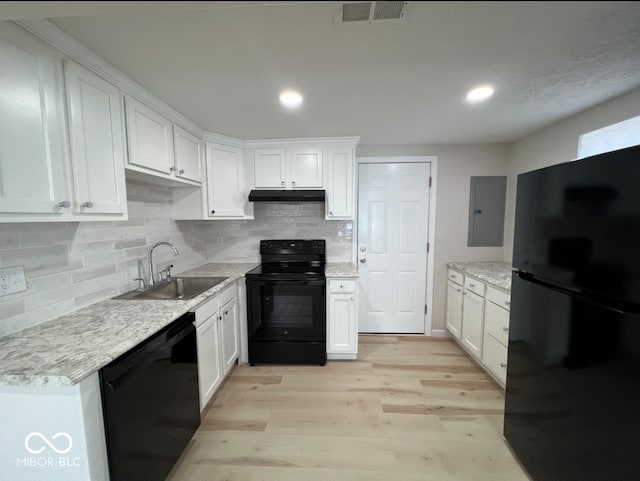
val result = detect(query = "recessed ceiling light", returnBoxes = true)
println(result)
[466,85,495,103]
[279,90,303,109]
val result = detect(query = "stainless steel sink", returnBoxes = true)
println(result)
[113,277,228,300]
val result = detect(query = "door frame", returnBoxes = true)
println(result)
[355,156,438,336]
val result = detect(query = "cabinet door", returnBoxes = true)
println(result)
[124,95,174,175]
[206,143,245,217]
[446,280,464,340]
[65,60,127,215]
[0,23,69,215]
[196,314,223,410]
[221,298,239,375]
[173,125,203,183]
[254,148,286,188]
[461,290,485,359]
[290,147,323,188]
[328,293,357,353]
[326,148,353,219]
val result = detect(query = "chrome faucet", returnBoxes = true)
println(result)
[148,242,179,286]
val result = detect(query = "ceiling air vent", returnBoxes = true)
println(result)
[336,1,411,26]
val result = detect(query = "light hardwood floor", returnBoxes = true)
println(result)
[167,336,530,481]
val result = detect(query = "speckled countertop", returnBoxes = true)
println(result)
[0,263,256,388]
[326,262,359,277]
[447,261,513,291]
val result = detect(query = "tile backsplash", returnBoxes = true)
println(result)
[0,187,353,337]
[205,202,353,263]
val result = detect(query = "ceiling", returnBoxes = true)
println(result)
[4,1,640,144]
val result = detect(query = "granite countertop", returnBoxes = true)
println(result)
[326,262,359,278]
[0,263,257,388]
[447,261,513,291]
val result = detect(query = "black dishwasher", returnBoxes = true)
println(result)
[100,312,200,481]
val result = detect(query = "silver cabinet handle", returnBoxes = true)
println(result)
[179,169,185,174]
[359,258,366,263]
[350,297,355,301]
[330,211,334,215]
[462,291,467,295]
[292,180,296,186]
[224,311,228,315]
[56,201,70,208]
[505,300,511,306]
[170,166,176,172]
[81,201,93,208]
[340,285,344,289]
[281,180,285,186]
[500,363,507,368]
[456,288,462,293]
[469,283,476,288]
[502,326,509,332]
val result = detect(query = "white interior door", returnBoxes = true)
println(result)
[358,163,430,333]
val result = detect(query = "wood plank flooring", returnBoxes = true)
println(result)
[167,336,529,481]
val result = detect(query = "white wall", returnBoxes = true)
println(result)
[504,87,640,261]
[356,143,509,332]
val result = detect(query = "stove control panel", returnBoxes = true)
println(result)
[260,239,325,255]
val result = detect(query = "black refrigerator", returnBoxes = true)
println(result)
[504,144,640,481]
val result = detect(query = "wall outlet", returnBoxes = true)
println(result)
[0,266,27,297]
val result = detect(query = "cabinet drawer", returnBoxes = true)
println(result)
[194,296,219,326]
[483,333,508,386]
[486,285,511,310]
[218,282,236,306]
[329,279,356,293]
[464,276,485,297]
[485,301,509,346]
[448,269,463,286]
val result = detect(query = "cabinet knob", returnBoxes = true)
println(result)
[292,181,296,186]
[505,300,511,306]
[56,200,70,208]
[500,362,507,368]
[179,169,185,175]
[502,326,509,332]
[81,201,93,208]
[281,180,285,186]
[170,166,176,172]
[359,258,366,264]
[469,283,475,288]
[224,311,228,315]
[462,291,467,295]
[219,316,222,320]
[211,210,215,214]
[456,288,462,293]
[330,211,334,215]
[350,297,355,301]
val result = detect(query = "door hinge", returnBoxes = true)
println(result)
[424,304,428,314]
[429,176,432,188]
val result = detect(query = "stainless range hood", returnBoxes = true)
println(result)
[248,190,326,202]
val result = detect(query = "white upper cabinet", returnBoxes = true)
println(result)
[253,146,323,189]
[0,22,69,216]
[65,60,127,215]
[124,95,203,186]
[254,148,287,188]
[173,124,203,183]
[0,23,127,222]
[325,147,354,219]
[124,95,175,175]
[290,147,323,188]
[206,142,246,218]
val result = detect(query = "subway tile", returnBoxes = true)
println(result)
[26,272,73,294]
[83,250,125,268]
[74,285,119,309]
[16,224,73,247]
[0,230,18,250]
[68,240,115,256]
[114,238,146,250]
[0,300,75,337]
[0,299,25,320]
[72,264,116,283]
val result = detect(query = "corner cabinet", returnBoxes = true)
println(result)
[327,278,358,360]
[205,142,247,218]
[0,23,127,222]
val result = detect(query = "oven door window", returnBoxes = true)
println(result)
[247,279,326,341]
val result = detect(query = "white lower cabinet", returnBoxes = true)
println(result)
[327,278,358,360]
[194,282,239,411]
[445,268,511,387]
[461,289,485,359]
[446,278,463,339]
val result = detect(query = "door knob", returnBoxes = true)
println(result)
[359,258,366,263]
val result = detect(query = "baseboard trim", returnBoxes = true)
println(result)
[429,329,450,338]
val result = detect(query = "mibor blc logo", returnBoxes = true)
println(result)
[16,432,80,469]
[25,432,73,454]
